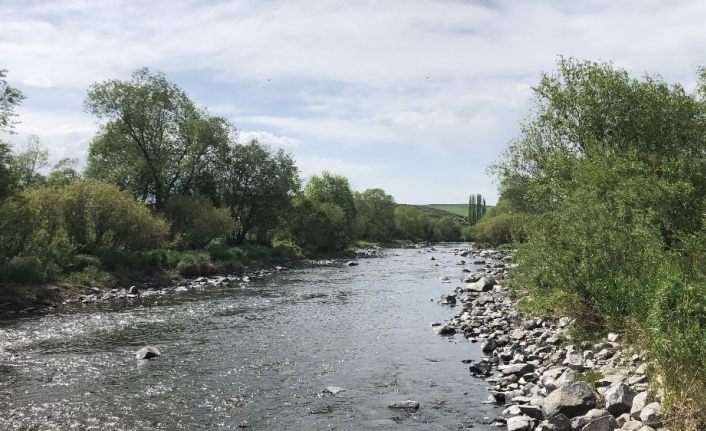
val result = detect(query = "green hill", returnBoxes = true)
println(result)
[427,204,469,217]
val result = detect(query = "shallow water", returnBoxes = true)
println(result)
[0,244,501,430]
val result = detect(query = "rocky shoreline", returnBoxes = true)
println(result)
[436,246,665,431]
[0,247,385,319]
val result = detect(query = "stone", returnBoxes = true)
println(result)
[322,386,345,395]
[607,333,620,342]
[388,400,419,410]
[469,361,492,376]
[440,294,457,306]
[621,420,644,430]
[630,392,647,419]
[346,261,358,266]
[605,380,637,415]
[580,414,618,431]
[481,338,497,352]
[518,404,544,421]
[500,363,536,377]
[135,346,161,360]
[639,402,661,427]
[466,276,496,292]
[542,413,571,431]
[542,382,597,419]
[433,324,456,336]
[506,415,534,431]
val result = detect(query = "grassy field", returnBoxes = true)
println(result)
[426,204,469,217]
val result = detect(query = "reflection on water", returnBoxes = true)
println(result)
[0,244,501,430]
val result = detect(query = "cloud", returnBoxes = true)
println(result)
[236,130,299,149]
[3,0,706,203]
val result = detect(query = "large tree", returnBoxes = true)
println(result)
[304,171,357,240]
[0,69,24,201]
[84,68,230,208]
[217,140,299,244]
[353,188,396,242]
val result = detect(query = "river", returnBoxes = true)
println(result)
[0,244,502,430]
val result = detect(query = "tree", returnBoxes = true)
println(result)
[467,193,486,225]
[163,194,236,249]
[289,196,348,252]
[0,142,16,201]
[13,134,49,188]
[216,140,300,244]
[304,172,357,244]
[0,69,24,131]
[47,158,81,187]
[84,68,231,208]
[353,188,396,242]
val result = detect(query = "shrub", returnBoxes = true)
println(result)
[163,194,236,249]
[290,196,349,252]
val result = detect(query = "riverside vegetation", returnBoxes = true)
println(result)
[0,68,468,309]
[474,58,706,429]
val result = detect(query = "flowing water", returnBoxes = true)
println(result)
[0,244,501,430]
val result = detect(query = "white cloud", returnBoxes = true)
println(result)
[3,0,706,202]
[236,130,299,149]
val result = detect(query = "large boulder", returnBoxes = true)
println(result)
[135,345,161,360]
[542,382,597,419]
[506,415,534,431]
[604,380,636,415]
[639,402,662,427]
[542,413,571,431]
[465,276,496,292]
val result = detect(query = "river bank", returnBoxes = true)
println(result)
[0,247,384,319]
[437,246,664,431]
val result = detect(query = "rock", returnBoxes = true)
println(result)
[630,392,647,419]
[128,285,140,295]
[605,380,636,415]
[469,361,492,376]
[481,338,497,352]
[440,294,457,306]
[542,382,597,419]
[607,333,620,342]
[518,405,544,421]
[346,261,358,266]
[135,346,161,360]
[466,276,496,292]
[639,402,661,427]
[433,324,456,336]
[322,386,345,395]
[507,415,534,431]
[388,400,419,410]
[500,363,536,377]
[541,413,571,431]
[621,421,646,430]
[581,414,618,431]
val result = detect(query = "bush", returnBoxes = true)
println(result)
[164,194,236,249]
[290,197,349,253]
[0,256,60,283]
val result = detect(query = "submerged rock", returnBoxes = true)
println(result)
[322,386,345,395]
[388,400,420,410]
[135,346,161,360]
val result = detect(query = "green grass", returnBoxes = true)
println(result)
[427,203,469,217]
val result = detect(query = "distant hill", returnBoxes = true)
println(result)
[427,204,469,217]
[397,204,469,224]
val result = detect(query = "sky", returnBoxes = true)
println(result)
[1,0,705,204]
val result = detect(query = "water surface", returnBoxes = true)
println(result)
[0,244,500,430]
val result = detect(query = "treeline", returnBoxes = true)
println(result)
[0,68,465,287]
[482,58,706,428]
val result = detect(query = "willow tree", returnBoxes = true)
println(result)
[84,68,231,208]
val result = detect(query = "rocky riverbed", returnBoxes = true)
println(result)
[436,246,665,431]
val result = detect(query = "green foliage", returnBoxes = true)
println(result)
[496,58,706,428]
[0,69,24,131]
[13,135,49,189]
[216,140,300,244]
[0,256,60,283]
[85,67,231,208]
[434,217,462,241]
[0,182,169,283]
[47,158,81,187]
[0,141,17,201]
[290,196,349,252]
[353,188,396,242]
[394,206,436,242]
[467,194,486,225]
[163,194,235,249]
[304,172,357,244]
